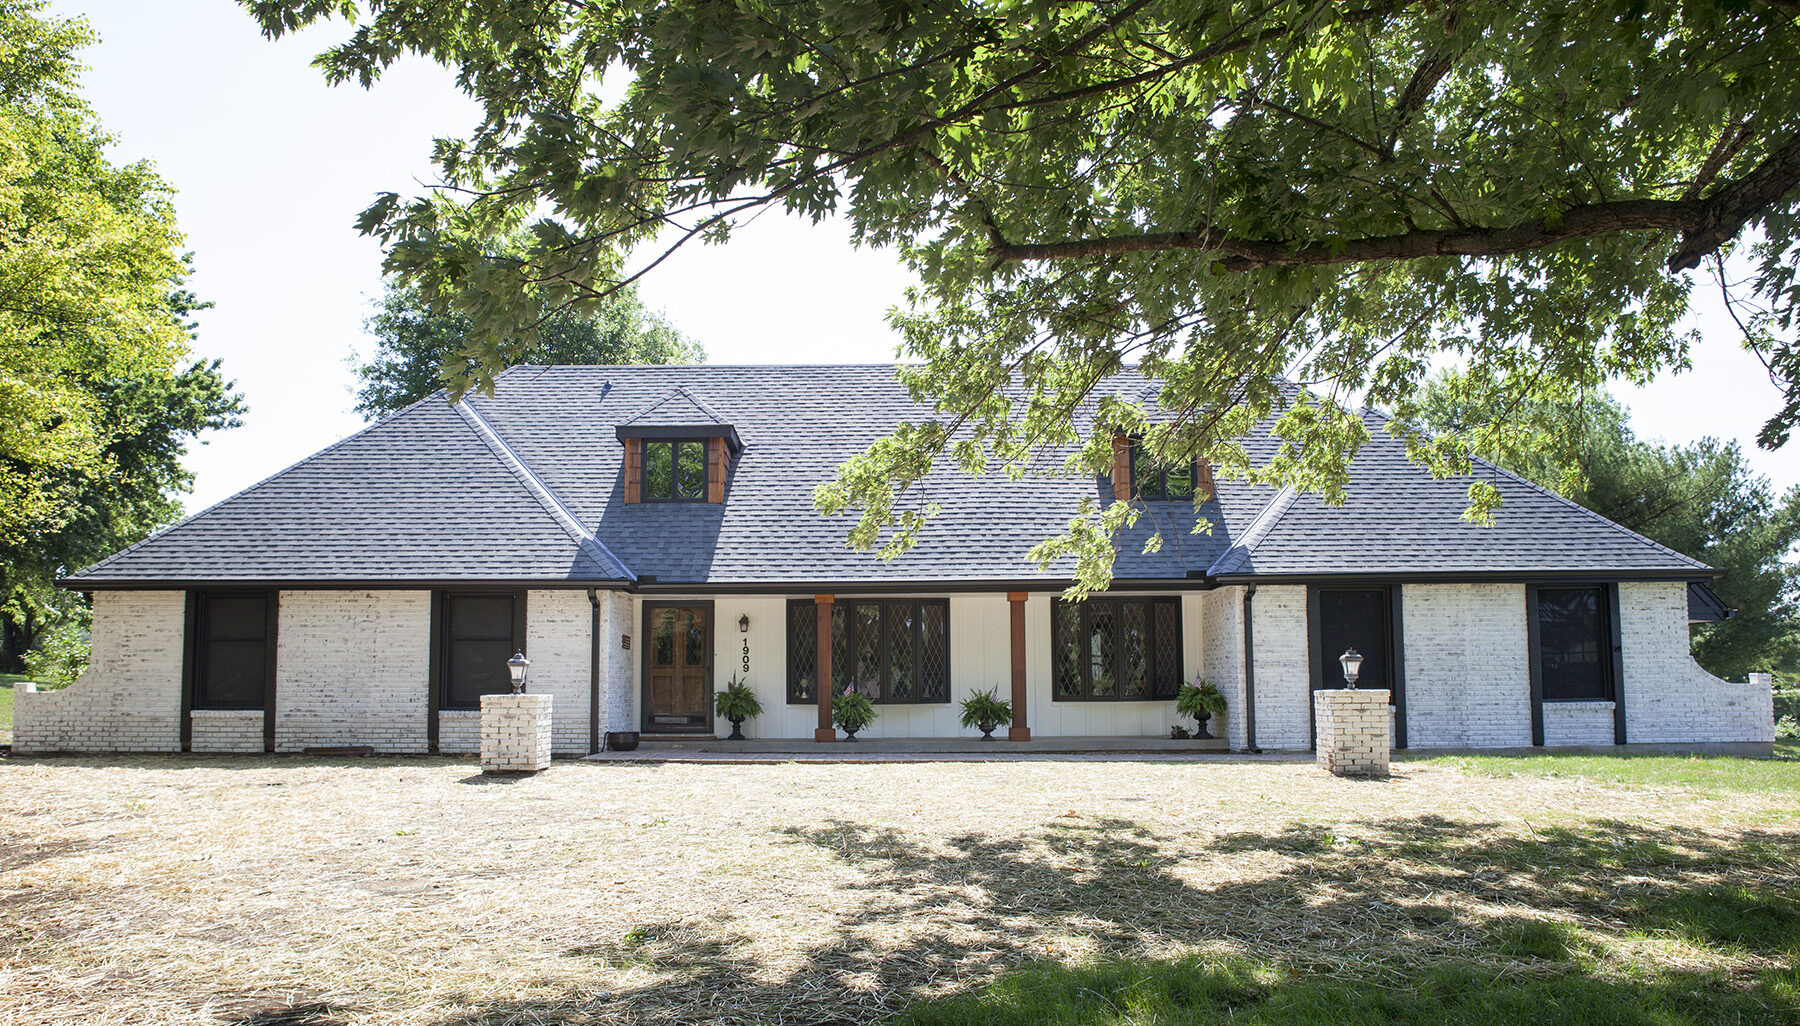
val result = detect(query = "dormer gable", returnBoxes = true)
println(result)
[616,387,742,503]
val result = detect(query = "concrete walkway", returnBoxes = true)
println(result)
[578,734,1310,764]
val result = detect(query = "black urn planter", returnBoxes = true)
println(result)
[1192,713,1214,739]
[978,723,997,741]
[842,726,861,741]
[727,717,746,741]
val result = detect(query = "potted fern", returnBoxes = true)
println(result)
[713,675,763,740]
[1175,677,1227,739]
[959,688,1013,740]
[833,684,877,740]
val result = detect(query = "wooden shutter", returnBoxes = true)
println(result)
[708,436,729,502]
[623,437,642,504]
[1110,434,1133,501]
[1196,457,1215,499]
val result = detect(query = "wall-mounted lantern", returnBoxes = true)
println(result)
[739,614,750,633]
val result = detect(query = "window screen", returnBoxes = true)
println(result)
[441,592,520,709]
[193,592,272,710]
[1537,586,1613,701]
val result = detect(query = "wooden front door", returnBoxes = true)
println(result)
[643,603,713,733]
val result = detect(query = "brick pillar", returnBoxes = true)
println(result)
[814,594,835,742]
[481,693,553,773]
[1314,689,1390,777]
[1007,592,1031,741]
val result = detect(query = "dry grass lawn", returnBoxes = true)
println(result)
[1,753,1796,1025]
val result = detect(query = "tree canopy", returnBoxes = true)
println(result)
[1415,372,1800,681]
[354,280,702,419]
[245,0,1800,590]
[0,1,243,673]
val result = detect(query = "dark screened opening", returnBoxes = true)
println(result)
[1052,597,1184,701]
[1130,440,1195,501]
[1315,588,1394,704]
[193,592,271,710]
[1537,586,1613,701]
[643,439,708,501]
[441,592,520,709]
[785,598,949,703]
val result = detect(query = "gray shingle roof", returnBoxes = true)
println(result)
[65,364,1714,588]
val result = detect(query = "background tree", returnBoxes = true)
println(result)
[353,280,702,419]
[245,0,1800,592]
[1414,372,1800,681]
[0,2,244,677]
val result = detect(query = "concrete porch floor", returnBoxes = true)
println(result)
[580,734,1270,763]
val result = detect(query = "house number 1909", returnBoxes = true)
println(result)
[741,638,750,675]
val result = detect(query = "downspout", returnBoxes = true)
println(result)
[1242,585,1260,753]
[588,588,602,755]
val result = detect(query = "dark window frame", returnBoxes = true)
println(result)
[433,589,529,712]
[639,437,711,503]
[1050,596,1185,702]
[784,598,950,705]
[1128,439,1196,501]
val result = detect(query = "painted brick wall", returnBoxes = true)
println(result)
[526,589,595,755]
[12,590,185,753]
[190,709,264,753]
[274,590,431,753]
[1248,585,1311,750]
[1543,701,1615,746]
[438,710,482,754]
[1200,587,1246,749]
[1402,583,1534,748]
[599,590,635,738]
[1621,581,1774,743]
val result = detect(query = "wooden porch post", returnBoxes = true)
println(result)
[1007,592,1031,741]
[814,594,835,741]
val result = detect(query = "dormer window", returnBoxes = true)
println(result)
[642,439,709,501]
[1113,434,1214,502]
[618,387,742,505]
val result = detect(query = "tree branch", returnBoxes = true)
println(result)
[988,131,1800,274]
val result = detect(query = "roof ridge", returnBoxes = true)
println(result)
[454,400,636,582]
[1206,486,1299,577]
[69,388,460,579]
[1362,406,1714,574]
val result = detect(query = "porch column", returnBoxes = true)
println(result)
[1007,592,1031,741]
[814,594,835,741]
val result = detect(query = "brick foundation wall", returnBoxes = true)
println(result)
[438,709,482,754]
[1542,701,1616,747]
[1620,581,1774,743]
[11,591,185,754]
[274,590,431,753]
[190,709,265,753]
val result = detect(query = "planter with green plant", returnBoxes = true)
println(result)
[713,675,763,741]
[959,688,1013,740]
[833,685,877,740]
[1175,678,1227,739]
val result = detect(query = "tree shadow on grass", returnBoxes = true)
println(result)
[220,812,1800,1025]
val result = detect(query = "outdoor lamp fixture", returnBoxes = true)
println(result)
[739,614,750,633]
[507,651,531,694]
[1339,648,1363,689]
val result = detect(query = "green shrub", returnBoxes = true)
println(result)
[22,612,89,689]
[1176,678,1227,719]
[713,676,763,721]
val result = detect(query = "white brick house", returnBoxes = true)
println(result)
[13,366,1774,755]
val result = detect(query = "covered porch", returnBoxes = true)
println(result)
[584,734,1235,762]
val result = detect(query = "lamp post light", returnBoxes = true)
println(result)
[1339,648,1363,689]
[738,613,750,633]
[507,651,531,694]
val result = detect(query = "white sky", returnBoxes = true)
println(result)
[48,1,1799,514]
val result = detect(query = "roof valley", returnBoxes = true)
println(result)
[453,399,636,582]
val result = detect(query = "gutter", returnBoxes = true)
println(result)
[1242,584,1260,753]
[588,587,602,755]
